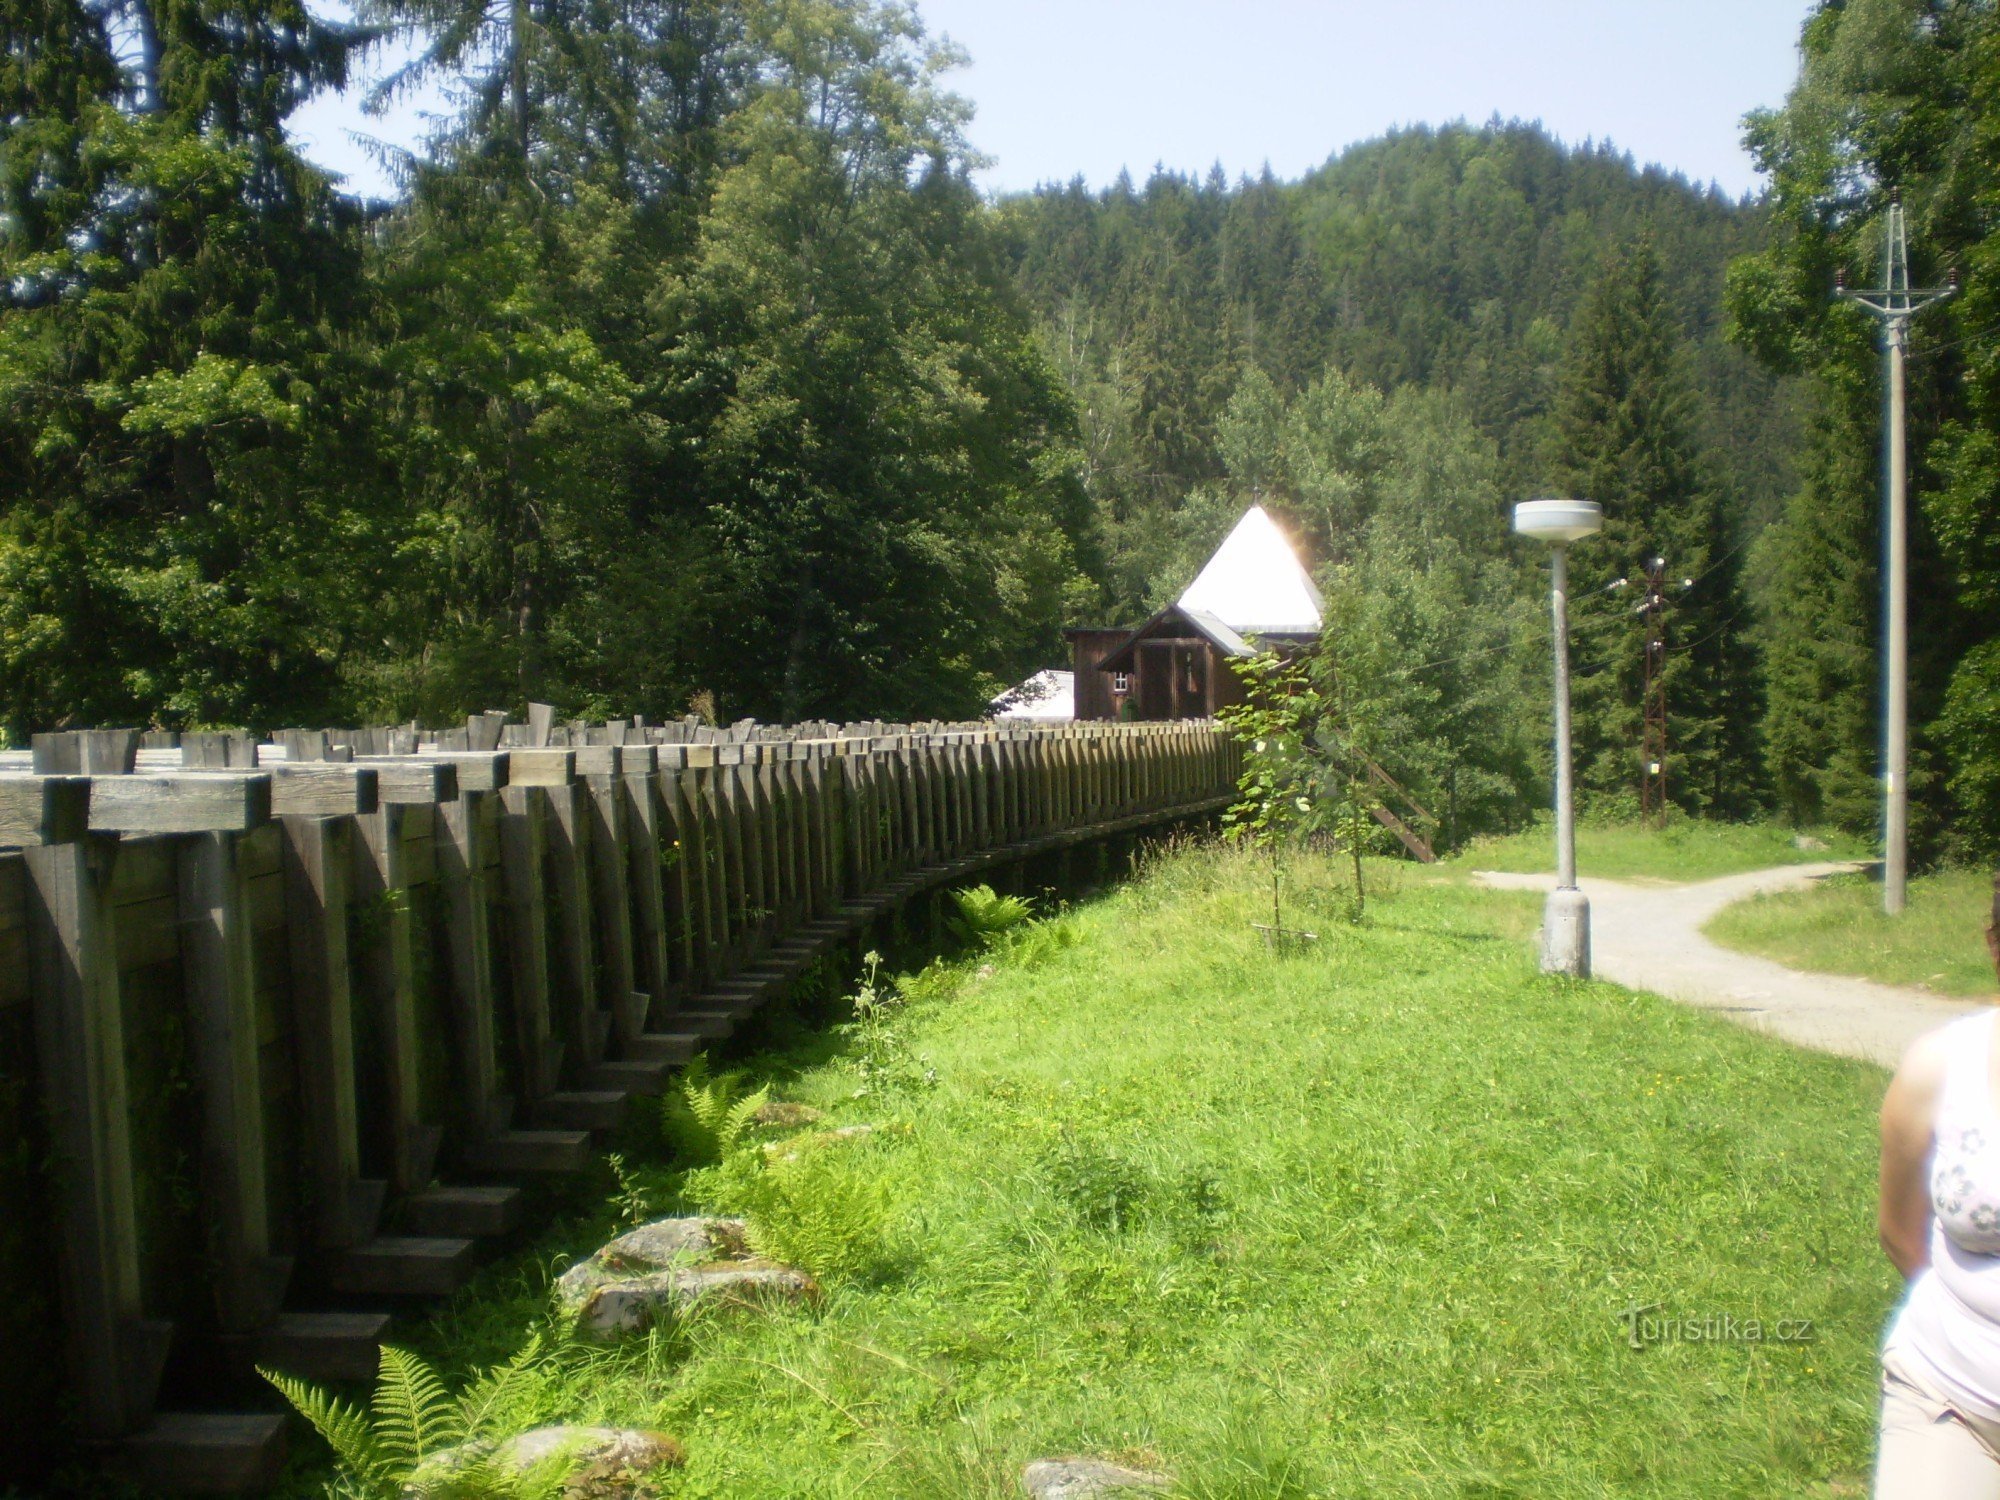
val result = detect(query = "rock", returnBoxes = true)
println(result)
[555,1217,748,1311]
[410,1425,683,1499]
[1021,1458,1172,1499]
[762,1123,877,1160]
[556,1215,820,1338]
[1792,833,1829,851]
[568,1260,820,1338]
[751,1100,824,1130]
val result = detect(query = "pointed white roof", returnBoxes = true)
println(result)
[1177,505,1323,637]
[989,669,1073,722]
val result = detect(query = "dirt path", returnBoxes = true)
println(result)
[1474,862,1982,1067]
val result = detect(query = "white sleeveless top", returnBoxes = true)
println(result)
[1887,1008,2000,1418]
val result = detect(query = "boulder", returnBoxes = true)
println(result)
[555,1217,747,1310]
[410,1425,683,1499]
[1021,1458,1173,1499]
[555,1216,817,1340]
[568,1260,820,1339]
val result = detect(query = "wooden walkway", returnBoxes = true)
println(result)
[0,716,1238,1492]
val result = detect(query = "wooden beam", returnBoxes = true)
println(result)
[354,758,457,805]
[0,775,91,847]
[90,774,270,834]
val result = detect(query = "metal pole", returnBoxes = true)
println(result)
[1552,542,1577,890]
[1884,319,1909,916]
[1542,539,1590,977]
[1835,191,1953,917]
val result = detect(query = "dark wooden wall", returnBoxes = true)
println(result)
[0,718,1240,1490]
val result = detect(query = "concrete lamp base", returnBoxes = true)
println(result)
[1540,887,1592,978]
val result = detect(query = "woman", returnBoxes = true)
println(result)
[1875,878,2000,1496]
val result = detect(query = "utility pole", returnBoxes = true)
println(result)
[1639,556,1668,827]
[1837,189,1955,916]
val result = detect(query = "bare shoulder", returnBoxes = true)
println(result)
[1883,1013,1981,1119]
[1897,1019,1965,1083]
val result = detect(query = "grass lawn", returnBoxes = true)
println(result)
[1451,817,1869,883]
[1706,867,1997,1000]
[285,841,1896,1499]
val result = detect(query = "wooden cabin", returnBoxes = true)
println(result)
[1066,505,1322,722]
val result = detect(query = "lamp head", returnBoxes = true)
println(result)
[1513,498,1604,545]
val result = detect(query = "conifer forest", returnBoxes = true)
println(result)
[4,0,1999,859]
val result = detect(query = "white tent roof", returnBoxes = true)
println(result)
[990,669,1073,722]
[1177,504,1323,636]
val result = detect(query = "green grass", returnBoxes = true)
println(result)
[1706,867,1997,999]
[1452,816,1869,883]
[287,841,1896,1499]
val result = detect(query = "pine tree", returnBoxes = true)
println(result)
[1547,242,1762,816]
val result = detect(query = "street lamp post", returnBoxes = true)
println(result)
[1515,498,1605,978]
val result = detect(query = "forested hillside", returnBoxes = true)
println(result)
[996,123,1798,617]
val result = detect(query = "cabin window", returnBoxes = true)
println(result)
[1112,671,1130,695]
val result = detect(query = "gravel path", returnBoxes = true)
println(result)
[1474,862,1983,1067]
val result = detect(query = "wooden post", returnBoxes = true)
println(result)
[713,747,751,970]
[672,747,720,987]
[26,837,170,1438]
[282,815,378,1249]
[497,779,561,1100]
[733,750,770,956]
[436,791,506,1145]
[178,831,291,1332]
[621,749,671,1029]
[579,748,645,1047]
[544,780,608,1068]
[351,805,434,1194]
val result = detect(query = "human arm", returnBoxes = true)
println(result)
[1880,1027,1952,1279]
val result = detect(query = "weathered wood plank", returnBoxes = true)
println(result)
[582,769,645,1044]
[177,831,291,1333]
[281,817,370,1249]
[435,795,504,1145]
[542,781,608,1067]
[352,806,430,1192]
[270,765,379,818]
[354,758,457,805]
[497,786,559,1099]
[90,774,271,835]
[0,775,91,847]
[508,749,576,787]
[25,838,166,1438]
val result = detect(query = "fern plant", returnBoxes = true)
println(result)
[947,884,1036,949]
[738,1152,895,1282]
[663,1053,769,1167]
[261,1339,561,1499]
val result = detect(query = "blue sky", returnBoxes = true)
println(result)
[287,0,1813,202]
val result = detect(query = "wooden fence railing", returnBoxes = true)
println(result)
[0,716,1238,1492]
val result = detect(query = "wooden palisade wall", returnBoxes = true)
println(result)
[0,717,1238,1491]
